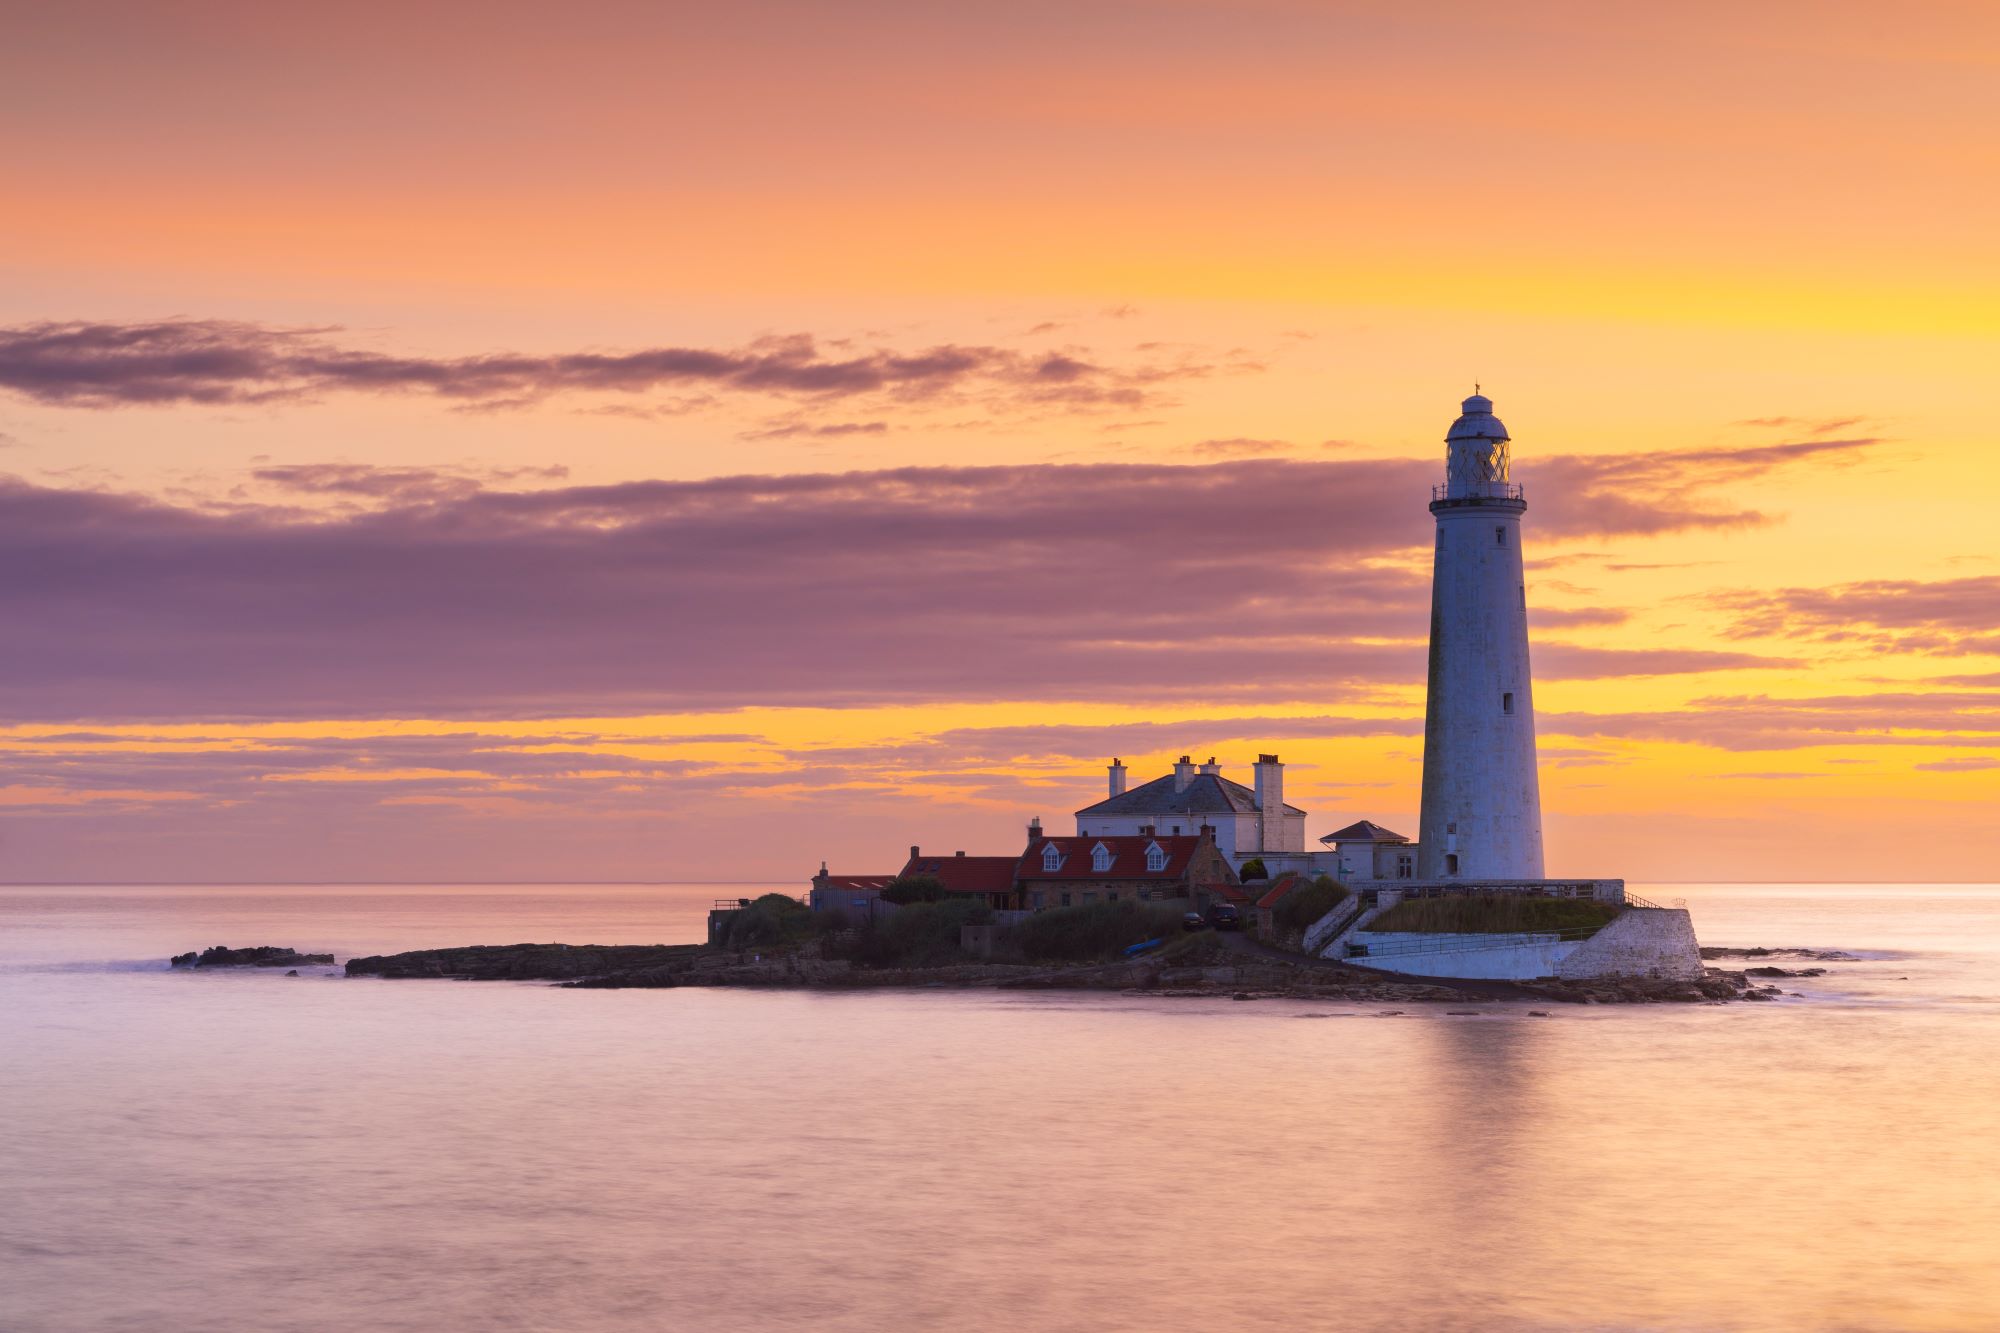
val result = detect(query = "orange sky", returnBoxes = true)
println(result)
[1,0,1996,882]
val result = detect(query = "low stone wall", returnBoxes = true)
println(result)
[1302,896,1362,956]
[1555,908,1703,981]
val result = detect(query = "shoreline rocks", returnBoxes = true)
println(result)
[1701,947,1859,962]
[345,943,699,980]
[171,945,334,969]
[342,941,1790,1004]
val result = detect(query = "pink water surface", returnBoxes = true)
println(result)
[5,882,2000,1332]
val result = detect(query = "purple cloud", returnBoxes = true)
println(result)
[1715,574,2000,656]
[1,442,1846,723]
[0,320,1208,414]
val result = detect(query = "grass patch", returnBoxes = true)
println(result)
[1003,900,1188,963]
[718,894,818,950]
[881,874,948,905]
[1274,875,1350,936]
[833,897,992,968]
[1366,895,1620,936]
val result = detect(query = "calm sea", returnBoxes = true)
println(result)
[5,882,1999,1333]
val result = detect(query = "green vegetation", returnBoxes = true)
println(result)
[1367,895,1620,936]
[718,894,818,950]
[881,874,948,905]
[835,897,990,967]
[1003,900,1186,963]
[1237,857,1268,882]
[1274,875,1350,936]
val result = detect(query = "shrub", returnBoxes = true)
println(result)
[881,874,948,905]
[721,893,818,950]
[1274,875,1350,936]
[1005,900,1186,963]
[1366,895,1619,936]
[1238,857,1268,882]
[838,897,990,968]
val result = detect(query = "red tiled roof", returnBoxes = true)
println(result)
[1200,882,1254,903]
[1255,873,1304,909]
[898,853,1020,895]
[1018,835,1207,882]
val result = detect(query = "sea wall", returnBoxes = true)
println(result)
[1344,930,1579,981]
[1555,908,1703,981]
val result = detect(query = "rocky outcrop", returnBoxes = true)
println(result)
[1525,966,1782,1004]
[345,943,699,979]
[1701,947,1859,962]
[171,945,334,968]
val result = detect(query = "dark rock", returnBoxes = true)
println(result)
[1702,947,1859,962]
[1527,1010,1552,1017]
[346,942,698,980]
[171,945,334,969]
[284,969,298,976]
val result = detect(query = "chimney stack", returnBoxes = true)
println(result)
[1108,757,1128,798]
[1199,756,1220,775]
[1027,816,1043,846]
[1252,754,1283,854]
[910,845,920,862]
[1173,754,1196,791]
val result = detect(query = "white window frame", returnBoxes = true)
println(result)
[1091,842,1113,873]
[1042,845,1062,872]
[1145,841,1168,872]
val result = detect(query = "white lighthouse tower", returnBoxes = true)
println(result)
[1416,392,1545,880]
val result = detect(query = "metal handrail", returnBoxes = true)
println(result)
[1431,482,1524,502]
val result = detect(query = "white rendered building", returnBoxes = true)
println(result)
[1074,754,1305,871]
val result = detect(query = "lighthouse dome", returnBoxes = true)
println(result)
[1447,393,1509,442]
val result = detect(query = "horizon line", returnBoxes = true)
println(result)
[3,872,2000,880]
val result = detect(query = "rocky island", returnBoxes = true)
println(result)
[171,945,334,968]
[340,895,1790,1004]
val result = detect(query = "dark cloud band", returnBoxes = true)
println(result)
[1,446,1832,722]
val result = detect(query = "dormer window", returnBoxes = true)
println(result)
[1145,842,1167,872]
[1091,842,1113,873]
[1042,844,1062,873]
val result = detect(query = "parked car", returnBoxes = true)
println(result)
[1205,903,1241,930]
[1181,911,1207,932]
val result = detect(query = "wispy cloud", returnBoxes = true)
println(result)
[1714,574,2000,656]
[0,320,1217,415]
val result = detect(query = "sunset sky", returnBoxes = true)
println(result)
[4,0,1997,883]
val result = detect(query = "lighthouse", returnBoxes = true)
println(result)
[1416,392,1545,880]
